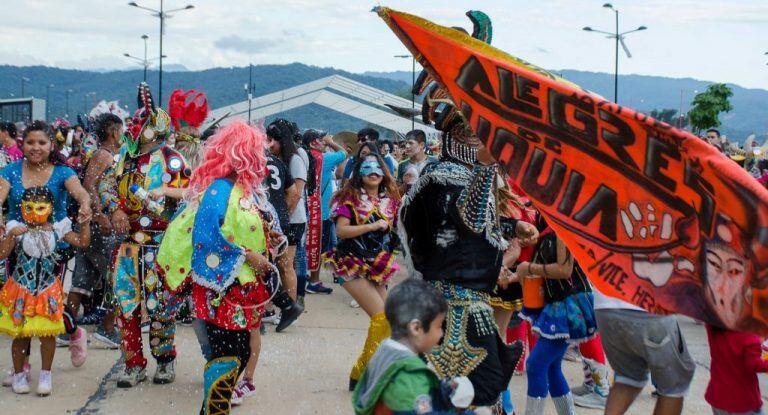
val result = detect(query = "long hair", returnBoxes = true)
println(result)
[334,151,399,205]
[186,120,267,199]
[266,118,298,164]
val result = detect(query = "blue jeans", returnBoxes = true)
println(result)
[192,318,211,361]
[526,337,570,398]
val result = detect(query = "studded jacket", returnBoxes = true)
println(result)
[399,161,514,293]
[112,142,190,234]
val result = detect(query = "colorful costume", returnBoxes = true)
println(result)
[109,83,189,374]
[398,11,522,410]
[158,178,271,415]
[352,339,459,415]
[325,188,399,387]
[325,191,400,285]
[520,227,597,415]
[0,219,71,337]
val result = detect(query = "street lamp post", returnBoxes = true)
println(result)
[45,84,55,121]
[582,3,647,104]
[65,89,73,118]
[128,1,195,105]
[394,54,416,130]
[244,63,254,124]
[20,77,30,97]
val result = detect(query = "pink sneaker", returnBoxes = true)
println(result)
[69,327,88,367]
[231,379,256,406]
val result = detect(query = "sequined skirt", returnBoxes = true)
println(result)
[520,291,597,343]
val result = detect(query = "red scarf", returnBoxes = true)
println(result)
[306,149,324,271]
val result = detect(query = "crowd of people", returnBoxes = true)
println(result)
[0,76,766,415]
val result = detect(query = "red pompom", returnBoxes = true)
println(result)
[168,89,209,131]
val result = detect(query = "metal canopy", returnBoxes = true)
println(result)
[206,75,437,136]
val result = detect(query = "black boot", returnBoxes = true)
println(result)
[272,289,304,333]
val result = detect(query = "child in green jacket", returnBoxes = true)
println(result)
[352,278,474,415]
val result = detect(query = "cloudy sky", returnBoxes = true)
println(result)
[2,0,767,89]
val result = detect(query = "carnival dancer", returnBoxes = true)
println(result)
[109,83,189,387]
[397,11,537,411]
[325,153,400,391]
[0,121,92,387]
[156,120,273,414]
[0,186,91,396]
[62,112,124,351]
[516,216,598,415]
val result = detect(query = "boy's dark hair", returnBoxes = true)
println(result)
[405,129,427,144]
[93,113,123,143]
[0,122,17,139]
[378,139,393,152]
[357,127,379,143]
[385,278,447,340]
[706,128,720,137]
[22,186,54,205]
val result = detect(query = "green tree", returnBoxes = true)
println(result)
[688,83,733,134]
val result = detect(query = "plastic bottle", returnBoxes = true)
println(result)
[129,184,164,215]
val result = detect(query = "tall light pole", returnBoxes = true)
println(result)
[45,84,55,121]
[128,1,195,105]
[244,63,255,124]
[65,89,73,118]
[20,77,30,97]
[583,3,647,104]
[394,54,416,130]
[124,34,162,82]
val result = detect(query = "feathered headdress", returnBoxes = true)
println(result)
[126,82,170,155]
[168,89,209,132]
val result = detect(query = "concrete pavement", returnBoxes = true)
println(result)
[0,269,766,414]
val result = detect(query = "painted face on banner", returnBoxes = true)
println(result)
[705,242,749,328]
[21,200,53,226]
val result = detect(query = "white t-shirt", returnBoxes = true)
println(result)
[288,147,309,224]
[592,284,645,312]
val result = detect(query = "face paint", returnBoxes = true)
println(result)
[359,156,384,177]
[21,200,53,225]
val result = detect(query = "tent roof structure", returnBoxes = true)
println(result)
[206,75,438,137]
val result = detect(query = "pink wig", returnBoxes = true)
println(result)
[187,120,268,198]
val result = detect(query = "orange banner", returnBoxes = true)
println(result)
[377,7,768,334]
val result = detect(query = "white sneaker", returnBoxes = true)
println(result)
[3,363,31,387]
[12,372,30,394]
[37,370,52,396]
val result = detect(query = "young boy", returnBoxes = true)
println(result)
[352,278,473,415]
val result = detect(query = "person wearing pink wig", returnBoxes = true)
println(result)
[157,120,279,414]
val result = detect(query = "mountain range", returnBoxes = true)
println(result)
[1,64,765,141]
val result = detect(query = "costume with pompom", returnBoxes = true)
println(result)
[324,192,400,285]
[108,82,190,372]
[0,219,72,338]
[157,178,273,414]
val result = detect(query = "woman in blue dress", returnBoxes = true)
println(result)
[0,120,91,389]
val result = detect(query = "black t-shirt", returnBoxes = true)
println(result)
[266,155,294,231]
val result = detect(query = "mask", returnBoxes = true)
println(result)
[21,200,53,226]
[359,157,384,177]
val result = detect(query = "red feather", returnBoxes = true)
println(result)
[168,89,209,131]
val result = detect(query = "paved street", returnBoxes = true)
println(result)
[1,268,766,414]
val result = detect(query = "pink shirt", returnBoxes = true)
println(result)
[4,144,22,161]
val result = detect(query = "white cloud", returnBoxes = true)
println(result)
[0,0,766,89]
